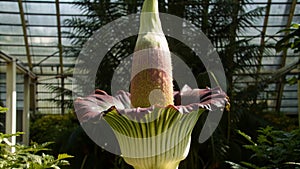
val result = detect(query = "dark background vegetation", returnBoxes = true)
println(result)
[29,0,299,169]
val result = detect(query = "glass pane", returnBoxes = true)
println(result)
[60,3,82,15]
[59,0,76,3]
[24,2,56,14]
[292,4,300,24]
[267,19,285,35]
[0,1,19,12]
[27,15,57,26]
[63,57,76,64]
[30,46,58,57]
[240,27,261,37]
[286,50,298,65]
[252,0,269,3]
[0,25,23,34]
[29,37,58,46]
[34,56,59,65]
[27,27,58,36]
[267,4,290,34]
[0,13,21,24]
[261,48,281,71]
[0,46,26,59]
[61,38,72,46]
[0,36,24,45]
[271,0,288,3]
[37,67,60,74]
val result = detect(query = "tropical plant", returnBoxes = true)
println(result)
[62,0,266,104]
[30,113,79,158]
[0,132,73,169]
[275,23,300,53]
[274,22,300,101]
[74,1,228,169]
[53,0,274,168]
[60,126,133,169]
[0,106,8,113]
[227,126,300,169]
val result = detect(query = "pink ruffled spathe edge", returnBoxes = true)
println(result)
[74,85,229,124]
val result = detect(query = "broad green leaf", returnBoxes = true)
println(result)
[237,130,256,145]
[226,161,248,169]
[57,154,74,160]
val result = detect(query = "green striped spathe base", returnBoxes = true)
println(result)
[104,106,206,169]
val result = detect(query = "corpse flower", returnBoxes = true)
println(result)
[74,0,228,169]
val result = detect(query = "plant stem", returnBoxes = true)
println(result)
[80,154,88,169]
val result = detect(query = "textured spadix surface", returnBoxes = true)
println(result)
[130,0,173,108]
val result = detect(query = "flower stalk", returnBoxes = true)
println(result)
[113,0,202,168]
[74,0,228,169]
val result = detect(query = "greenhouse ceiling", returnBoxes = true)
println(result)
[0,0,299,75]
[0,0,300,75]
[0,0,299,114]
[0,0,82,77]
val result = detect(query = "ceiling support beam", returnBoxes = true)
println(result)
[55,0,65,115]
[254,0,272,104]
[55,0,64,75]
[258,0,271,70]
[18,0,33,71]
[275,0,297,113]
[0,51,36,79]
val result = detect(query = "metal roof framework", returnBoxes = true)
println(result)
[0,0,299,115]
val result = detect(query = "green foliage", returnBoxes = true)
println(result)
[259,112,298,131]
[61,0,272,168]
[30,113,130,169]
[30,113,78,144]
[0,106,8,113]
[59,126,133,169]
[275,23,300,89]
[275,23,300,53]
[57,0,298,168]
[30,113,79,161]
[286,76,298,85]
[0,132,73,169]
[227,127,300,169]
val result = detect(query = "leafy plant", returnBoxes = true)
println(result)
[275,23,300,87]
[30,113,78,145]
[0,106,8,113]
[259,111,298,131]
[30,113,79,158]
[275,23,300,53]
[227,126,300,169]
[58,0,272,168]
[0,132,73,169]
